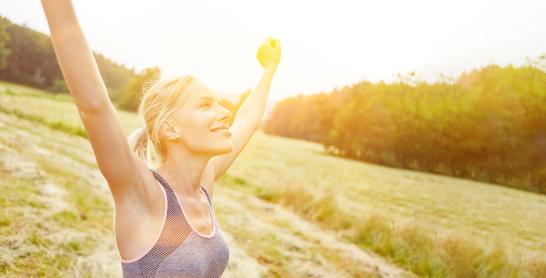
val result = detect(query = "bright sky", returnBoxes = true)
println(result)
[1,0,545,103]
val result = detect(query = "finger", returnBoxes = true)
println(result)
[275,39,281,48]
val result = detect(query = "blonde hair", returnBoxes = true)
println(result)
[127,75,195,168]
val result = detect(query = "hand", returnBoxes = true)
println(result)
[256,36,281,69]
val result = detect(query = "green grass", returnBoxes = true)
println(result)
[0,82,140,137]
[0,81,73,102]
[222,131,546,277]
[1,81,546,277]
[0,162,104,276]
[1,82,396,277]
[0,110,118,276]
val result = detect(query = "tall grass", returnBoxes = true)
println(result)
[225,175,546,277]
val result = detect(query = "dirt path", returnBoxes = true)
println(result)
[215,186,415,278]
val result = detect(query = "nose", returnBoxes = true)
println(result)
[219,105,232,123]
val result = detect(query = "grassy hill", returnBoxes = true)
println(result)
[1,81,545,277]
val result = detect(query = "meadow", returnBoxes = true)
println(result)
[1,81,545,277]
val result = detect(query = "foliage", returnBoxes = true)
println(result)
[0,16,137,98]
[116,67,161,112]
[265,57,546,193]
[0,16,10,69]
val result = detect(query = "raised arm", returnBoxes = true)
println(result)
[208,37,281,183]
[41,0,109,111]
[41,0,146,203]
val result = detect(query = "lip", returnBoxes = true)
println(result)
[212,129,231,136]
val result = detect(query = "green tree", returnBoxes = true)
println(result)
[116,67,161,112]
[265,56,546,193]
[0,16,10,69]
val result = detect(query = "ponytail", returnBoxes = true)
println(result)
[130,75,195,169]
[128,127,149,162]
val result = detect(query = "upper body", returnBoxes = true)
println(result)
[40,1,281,277]
[120,168,230,278]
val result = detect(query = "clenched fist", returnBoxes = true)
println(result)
[256,36,281,69]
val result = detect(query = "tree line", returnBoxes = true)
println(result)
[0,16,138,102]
[0,15,249,117]
[265,57,546,193]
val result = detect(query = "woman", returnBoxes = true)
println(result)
[41,1,281,277]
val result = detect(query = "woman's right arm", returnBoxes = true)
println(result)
[41,0,148,204]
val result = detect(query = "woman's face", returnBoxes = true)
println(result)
[164,79,233,157]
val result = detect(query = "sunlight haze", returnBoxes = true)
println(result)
[1,0,545,102]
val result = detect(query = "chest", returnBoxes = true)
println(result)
[176,194,215,237]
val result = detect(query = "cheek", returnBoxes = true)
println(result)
[182,117,213,139]
[177,111,218,141]
[177,111,208,132]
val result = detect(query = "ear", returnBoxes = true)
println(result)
[162,120,179,140]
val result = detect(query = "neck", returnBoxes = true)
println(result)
[156,147,211,198]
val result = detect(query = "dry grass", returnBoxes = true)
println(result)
[2,81,546,277]
[0,82,408,277]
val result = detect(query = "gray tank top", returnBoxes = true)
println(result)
[120,169,230,277]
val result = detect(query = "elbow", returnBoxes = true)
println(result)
[79,100,108,115]
[68,84,111,114]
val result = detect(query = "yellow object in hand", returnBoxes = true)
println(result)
[257,36,281,69]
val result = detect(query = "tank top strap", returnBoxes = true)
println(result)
[151,168,217,231]
[151,169,211,211]
[199,185,220,230]
[199,185,213,206]
[151,169,171,191]
[124,169,193,276]
[150,169,187,220]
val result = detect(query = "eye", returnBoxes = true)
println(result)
[201,101,211,108]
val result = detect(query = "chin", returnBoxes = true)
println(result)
[220,145,232,155]
[210,143,232,156]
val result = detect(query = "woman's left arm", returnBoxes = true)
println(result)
[234,65,277,129]
[209,37,281,180]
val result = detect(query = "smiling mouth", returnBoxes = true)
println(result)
[211,128,231,136]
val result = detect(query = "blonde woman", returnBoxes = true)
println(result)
[41,1,281,277]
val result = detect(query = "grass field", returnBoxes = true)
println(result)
[1,81,545,277]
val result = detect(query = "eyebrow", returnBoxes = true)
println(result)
[198,96,217,102]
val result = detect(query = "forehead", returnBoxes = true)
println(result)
[188,81,218,101]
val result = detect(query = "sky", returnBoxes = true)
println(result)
[1,0,545,103]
